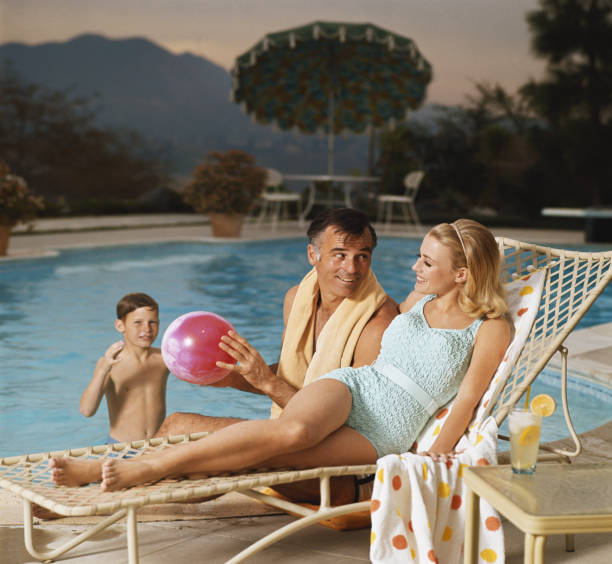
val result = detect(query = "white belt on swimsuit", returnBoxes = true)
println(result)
[377,363,439,416]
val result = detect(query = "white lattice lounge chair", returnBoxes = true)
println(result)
[1,239,611,564]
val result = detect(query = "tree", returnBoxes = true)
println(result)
[521,0,612,204]
[463,83,540,215]
[0,64,170,207]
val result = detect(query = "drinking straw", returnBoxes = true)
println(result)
[524,385,531,410]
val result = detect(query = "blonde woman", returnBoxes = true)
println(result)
[50,219,511,491]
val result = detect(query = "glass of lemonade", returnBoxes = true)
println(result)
[509,408,542,474]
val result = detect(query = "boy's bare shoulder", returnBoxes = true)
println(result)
[149,347,170,372]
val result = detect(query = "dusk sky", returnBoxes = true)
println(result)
[1,0,545,106]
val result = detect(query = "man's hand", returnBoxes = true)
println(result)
[217,331,276,394]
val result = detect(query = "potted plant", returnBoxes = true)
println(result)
[182,150,266,237]
[0,162,44,256]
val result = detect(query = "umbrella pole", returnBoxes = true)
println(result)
[328,90,334,175]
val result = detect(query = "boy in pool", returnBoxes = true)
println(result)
[80,292,169,443]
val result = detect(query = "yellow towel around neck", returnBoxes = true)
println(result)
[270,267,388,418]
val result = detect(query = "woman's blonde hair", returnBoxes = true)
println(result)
[428,219,507,319]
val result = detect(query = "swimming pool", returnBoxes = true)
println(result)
[1,238,611,457]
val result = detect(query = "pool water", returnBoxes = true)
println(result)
[1,238,611,457]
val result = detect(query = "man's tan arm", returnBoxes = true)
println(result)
[352,296,399,367]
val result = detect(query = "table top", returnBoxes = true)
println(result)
[283,174,380,183]
[464,463,612,518]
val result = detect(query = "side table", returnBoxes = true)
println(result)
[463,463,612,564]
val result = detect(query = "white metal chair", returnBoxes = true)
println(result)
[376,170,425,231]
[256,168,304,230]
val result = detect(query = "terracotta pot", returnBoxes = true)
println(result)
[208,213,244,238]
[0,223,12,256]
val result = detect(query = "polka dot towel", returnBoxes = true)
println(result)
[370,418,503,564]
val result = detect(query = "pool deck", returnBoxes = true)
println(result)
[2,215,612,563]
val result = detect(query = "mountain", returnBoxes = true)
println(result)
[0,34,376,176]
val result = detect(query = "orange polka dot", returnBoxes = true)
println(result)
[483,399,489,408]
[477,458,490,466]
[517,307,528,316]
[521,274,532,281]
[485,516,501,531]
[436,408,448,419]
[451,494,462,509]
[442,526,453,541]
[427,549,439,563]
[392,534,408,550]
[392,475,402,490]
[480,548,498,562]
[408,519,413,532]
[445,459,454,470]
[371,499,381,511]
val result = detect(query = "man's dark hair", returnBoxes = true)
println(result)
[116,292,159,320]
[307,208,377,249]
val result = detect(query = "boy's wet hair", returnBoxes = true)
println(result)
[307,208,377,249]
[116,293,159,320]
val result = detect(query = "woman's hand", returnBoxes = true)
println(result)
[417,450,464,463]
[216,331,275,393]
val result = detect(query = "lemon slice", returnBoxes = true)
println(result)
[519,425,541,446]
[530,394,556,417]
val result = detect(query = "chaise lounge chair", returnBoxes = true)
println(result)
[1,238,611,563]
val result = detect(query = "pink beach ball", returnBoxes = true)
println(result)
[161,311,235,385]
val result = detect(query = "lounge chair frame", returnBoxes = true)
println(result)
[493,238,612,460]
[1,238,611,563]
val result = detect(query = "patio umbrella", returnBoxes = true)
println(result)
[231,21,433,174]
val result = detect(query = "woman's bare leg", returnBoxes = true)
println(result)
[262,425,377,469]
[262,425,378,505]
[100,379,352,491]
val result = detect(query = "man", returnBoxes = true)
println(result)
[156,208,398,504]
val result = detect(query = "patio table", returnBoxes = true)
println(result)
[283,174,380,216]
[463,463,612,564]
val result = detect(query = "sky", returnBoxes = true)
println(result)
[0,0,546,106]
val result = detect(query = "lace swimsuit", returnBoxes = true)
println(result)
[320,295,483,457]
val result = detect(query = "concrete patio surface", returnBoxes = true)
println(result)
[1,215,611,563]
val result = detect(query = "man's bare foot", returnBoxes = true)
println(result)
[49,457,103,487]
[101,458,163,491]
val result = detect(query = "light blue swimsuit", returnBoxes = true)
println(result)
[320,295,483,457]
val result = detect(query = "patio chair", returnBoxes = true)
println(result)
[376,170,425,231]
[1,239,611,564]
[255,168,304,230]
